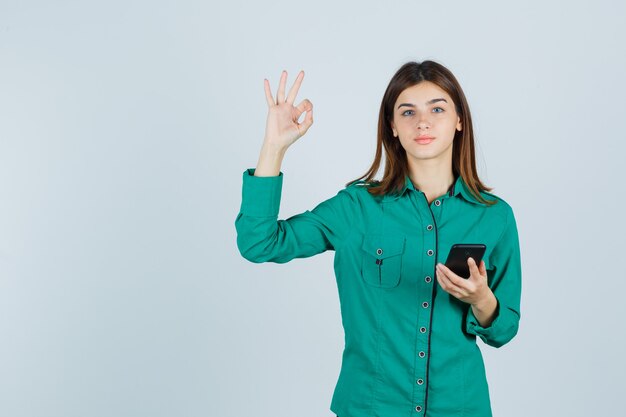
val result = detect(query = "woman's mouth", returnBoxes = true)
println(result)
[414,136,434,145]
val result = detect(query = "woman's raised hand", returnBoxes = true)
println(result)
[262,70,313,150]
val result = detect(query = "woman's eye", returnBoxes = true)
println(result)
[402,108,444,116]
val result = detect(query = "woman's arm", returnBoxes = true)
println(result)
[235,69,355,263]
[437,205,522,348]
[465,207,522,348]
[235,168,356,263]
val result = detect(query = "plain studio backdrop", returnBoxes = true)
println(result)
[1,0,624,416]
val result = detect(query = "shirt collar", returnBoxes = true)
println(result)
[381,174,487,206]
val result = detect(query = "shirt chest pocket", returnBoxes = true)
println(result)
[360,234,406,288]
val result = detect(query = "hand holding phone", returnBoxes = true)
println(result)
[444,244,486,279]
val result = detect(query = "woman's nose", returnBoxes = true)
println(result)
[416,115,431,129]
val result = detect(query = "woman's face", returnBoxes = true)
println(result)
[390,81,462,165]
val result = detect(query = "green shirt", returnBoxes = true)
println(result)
[235,168,522,417]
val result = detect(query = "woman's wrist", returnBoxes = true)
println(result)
[254,142,288,177]
[471,291,498,327]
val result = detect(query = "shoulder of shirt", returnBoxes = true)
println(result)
[478,189,515,221]
[328,179,380,203]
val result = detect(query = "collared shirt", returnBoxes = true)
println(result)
[235,168,522,417]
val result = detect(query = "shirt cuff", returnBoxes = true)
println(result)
[466,296,501,337]
[240,168,283,217]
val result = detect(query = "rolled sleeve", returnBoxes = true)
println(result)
[465,206,522,348]
[235,168,355,264]
[239,168,283,217]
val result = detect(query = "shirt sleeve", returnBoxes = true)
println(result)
[235,168,356,263]
[465,206,522,348]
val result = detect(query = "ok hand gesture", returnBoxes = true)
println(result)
[263,70,314,150]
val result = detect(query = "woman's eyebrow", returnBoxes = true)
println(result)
[397,98,448,109]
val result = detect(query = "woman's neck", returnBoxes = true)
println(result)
[407,158,455,203]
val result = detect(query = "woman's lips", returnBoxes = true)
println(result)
[414,136,434,144]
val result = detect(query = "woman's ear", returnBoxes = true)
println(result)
[456,117,462,131]
[390,121,397,137]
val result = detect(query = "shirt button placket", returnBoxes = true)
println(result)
[413,195,438,413]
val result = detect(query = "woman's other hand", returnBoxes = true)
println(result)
[435,258,491,306]
[435,258,499,328]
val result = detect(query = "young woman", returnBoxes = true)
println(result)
[235,60,522,417]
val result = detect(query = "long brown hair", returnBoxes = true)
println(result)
[346,60,496,206]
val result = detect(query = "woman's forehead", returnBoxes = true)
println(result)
[397,81,450,103]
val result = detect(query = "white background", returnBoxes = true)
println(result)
[1,0,625,416]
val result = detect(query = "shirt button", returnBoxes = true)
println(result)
[434,199,441,206]
[426,224,433,231]
[417,378,424,385]
[425,276,432,283]
[415,405,423,412]
[419,351,426,358]
[422,301,429,308]
[427,249,434,256]
[376,248,383,255]
[420,326,427,333]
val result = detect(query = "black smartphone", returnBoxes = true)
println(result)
[444,244,486,279]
